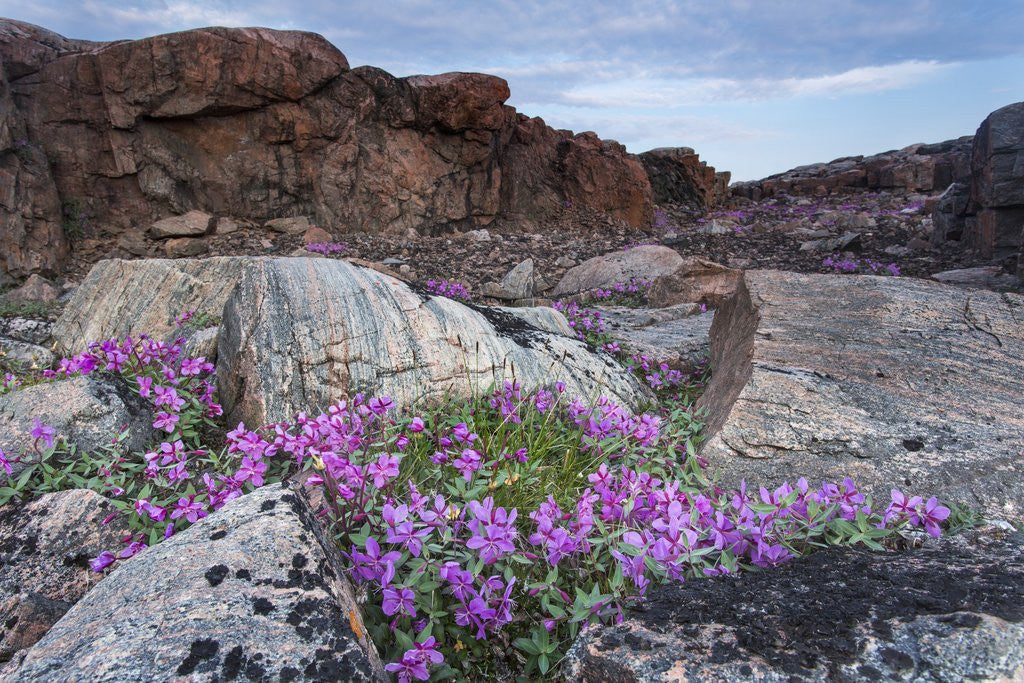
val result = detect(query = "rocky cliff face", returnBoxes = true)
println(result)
[932,102,1024,276]
[639,146,730,210]
[731,137,972,200]
[0,19,654,280]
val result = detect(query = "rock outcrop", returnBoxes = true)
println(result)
[639,146,729,210]
[0,489,131,663]
[217,257,650,427]
[932,101,1024,275]
[51,257,251,352]
[0,373,156,476]
[565,533,1024,682]
[0,19,653,280]
[552,245,684,297]
[731,137,972,200]
[3,483,384,681]
[697,270,1024,521]
[599,305,713,373]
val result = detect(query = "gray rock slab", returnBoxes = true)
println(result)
[3,483,384,682]
[0,489,131,663]
[565,532,1024,682]
[698,270,1024,521]
[51,258,251,353]
[553,246,683,297]
[0,374,156,477]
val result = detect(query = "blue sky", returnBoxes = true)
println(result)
[3,1,1023,180]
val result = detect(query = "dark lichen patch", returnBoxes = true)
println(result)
[292,553,308,569]
[221,644,269,681]
[462,301,549,349]
[235,568,252,581]
[205,564,230,587]
[260,499,278,512]
[177,638,220,675]
[279,665,300,681]
[628,537,1024,678]
[209,529,228,540]
[253,597,276,615]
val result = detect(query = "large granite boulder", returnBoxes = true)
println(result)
[0,489,131,663]
[0,20,653,279]
[698,270,1024,521]
[565,533,1024,682]
[552,246,684,298]
[217,257,650,427]
[51,257,250,352]
[0,373,156,477]
[3,484,384,681]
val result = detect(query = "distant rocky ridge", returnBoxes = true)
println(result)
[730,137,973,200]
[730,102,1024,279]
[0,19,679,280]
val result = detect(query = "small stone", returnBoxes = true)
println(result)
[115,231,150,256]
[302,226,332,244]
[148,211,215,238]
[463,229,491,242]
[212,217,240,235]
[0,275,60,304]
[163,237,210,258]
[264,216,310,234]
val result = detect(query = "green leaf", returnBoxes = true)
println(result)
[513,638,540,655]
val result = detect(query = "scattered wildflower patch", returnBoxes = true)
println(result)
[0,315,960,681]
[426,279,473,302]
[306,242,349,256]
[552,300,613,349]
[584,277,653,307]
[822,255,901,276]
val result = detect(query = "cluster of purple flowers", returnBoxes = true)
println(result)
[552,300,610,348]
[822,255,901,276]
[587,277,653,303]
[425,279,472,302]
[306,241,348,255]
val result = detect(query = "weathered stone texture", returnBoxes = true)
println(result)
[698,270,1024,521]
[3,484,384,682]
[217,257,650,427]
[565,533,1024,682]
[51,257,250,352]
[0,489,131,663]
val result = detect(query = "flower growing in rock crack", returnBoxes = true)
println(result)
[235,456,267,487]
[0,448,11,476]
[425,279,472,302]
[89,551,116,572]
[919,497,950,537]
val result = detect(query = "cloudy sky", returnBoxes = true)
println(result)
[4,1,1023,180]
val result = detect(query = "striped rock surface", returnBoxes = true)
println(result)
[697,269,1024,521]
[51,257,251,353]
[217,257,650,427]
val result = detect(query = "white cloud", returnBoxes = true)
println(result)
[557,60,955,108]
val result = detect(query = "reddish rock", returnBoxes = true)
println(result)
[0,20,653,279]
[0,274,59,303]
[302,225,333,244]
[731,138,972,200]
[647,258,742,308]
